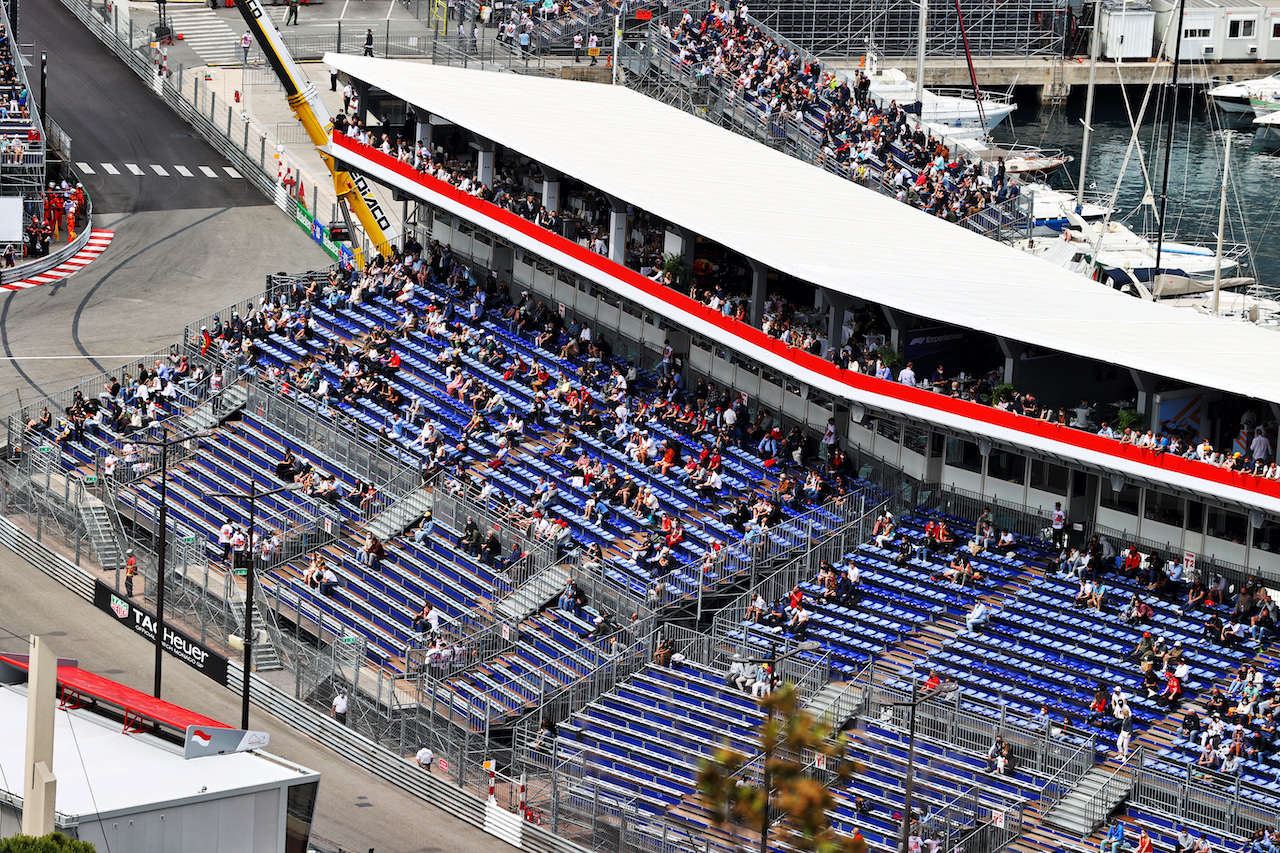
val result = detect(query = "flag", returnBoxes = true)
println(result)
[191,729,212,746]
[200,328,212,356]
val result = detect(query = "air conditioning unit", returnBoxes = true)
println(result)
[1203,44,1215,55]
[1249,44,1259,54]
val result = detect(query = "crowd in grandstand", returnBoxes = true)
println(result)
[333,119,1280,491]
[659,3,1019,221]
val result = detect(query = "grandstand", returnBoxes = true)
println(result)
[8,237,1280,853]
[10,49,1280,853]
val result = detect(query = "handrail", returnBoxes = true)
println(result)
[1036,738,1097,812]
[1081,746,1144,838]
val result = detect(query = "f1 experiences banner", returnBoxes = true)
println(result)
[93,581,229,685]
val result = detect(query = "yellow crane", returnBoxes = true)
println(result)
[233,0,397,266]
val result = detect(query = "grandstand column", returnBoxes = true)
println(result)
[540,166,561,213]
[475,140,496,189]
[823,290,851,355]
[881,306,910,353]
[1129,369,1157,429]
[414,109,434,152]
[607,195,628,266]
[749,260,769,326]
[996,336,1028,387]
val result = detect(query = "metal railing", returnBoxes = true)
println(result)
[243,379,422,499]
[868,667,1096,781]
[1131,757,1280,841]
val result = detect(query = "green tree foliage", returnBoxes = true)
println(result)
[0,834,98,852]
[697,685,867,853]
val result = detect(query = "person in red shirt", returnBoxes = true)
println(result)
[786,584,804,619]
[923,670,941,691]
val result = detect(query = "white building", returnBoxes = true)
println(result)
[1100,0,1158,60]
[1154,0,1280,61]
[0,682,321,853]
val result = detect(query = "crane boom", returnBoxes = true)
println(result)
[233,0,397,266]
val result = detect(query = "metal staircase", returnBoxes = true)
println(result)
[495,562,571,623]
[228,570,284,672]
[179,383,248,433]
[367,486,432,542]
[79,499,125,573]
[1042,764,1134,836]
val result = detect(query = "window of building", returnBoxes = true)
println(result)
[1205,506,1248,544]
[903,425,929,457]
[1145,491,1185,529]
[876,419,901,443]
[1186,501,1204,533]
[988,449,1026,485]
[1229,19,1256,38]
[1101,482,1141,516]
[1255,519,1280,554]
[1029,460,1069,496]
[285,781,320,853]
[1185,27,1210,38]
[1273,21,1280,38]
[944,437,983,474]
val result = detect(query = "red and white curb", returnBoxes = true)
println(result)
[0,230,114,291]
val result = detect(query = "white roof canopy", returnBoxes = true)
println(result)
[0,687,314,819]
[328,55,1280,405]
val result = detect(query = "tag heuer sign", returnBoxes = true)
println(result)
[110,594,130,619]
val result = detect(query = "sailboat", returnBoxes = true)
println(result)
[1015,0,1255,309]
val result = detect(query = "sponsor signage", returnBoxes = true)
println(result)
[184,725,271,759]
[291,199,354,265]
[93,581,229,684]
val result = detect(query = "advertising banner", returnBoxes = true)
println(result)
[93,581,229,685]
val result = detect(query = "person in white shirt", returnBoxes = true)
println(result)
[415,744,434,770]
[218,520,235,563]
[331,689,348,724]
[966,601,991,632]
[898,361,917,387]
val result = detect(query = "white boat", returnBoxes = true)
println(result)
[867,67,1017,135]
[1019,213,1242,288]
[1250,94,1280,118]
[1022,182,1111,234]
[1254,111,1280,146]
[1207,72,1280,115]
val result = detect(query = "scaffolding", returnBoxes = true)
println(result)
[748,0,1073,60]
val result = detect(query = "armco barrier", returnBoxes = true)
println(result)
[0,516,95,602]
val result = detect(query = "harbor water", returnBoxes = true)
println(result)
[992,88,1280,286]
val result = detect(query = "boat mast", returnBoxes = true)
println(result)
[1076,0,1102,212]
[1211,130,1232,316]
[914,0,928,116]
[1154,0,1188,275]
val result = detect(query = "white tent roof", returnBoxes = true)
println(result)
[328,55,1280,404]
[0,687,314,820]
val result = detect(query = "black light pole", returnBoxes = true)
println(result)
[747,638,823,853]
[894,679,960,853]
[210,480,302,730]
[136,428,214,699]
[38,52,45,123]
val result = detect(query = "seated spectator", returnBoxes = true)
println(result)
[965,600,991,632]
